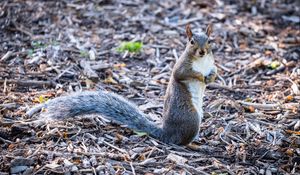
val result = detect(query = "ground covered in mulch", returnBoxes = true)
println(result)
[0,0,299,174]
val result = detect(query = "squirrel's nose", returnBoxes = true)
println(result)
[198,49,205,56]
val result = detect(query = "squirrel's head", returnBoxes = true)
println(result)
[185,24,213,59]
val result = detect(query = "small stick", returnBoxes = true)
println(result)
[2,78,7,93]
[172,49,179,60]
[174,17,203,26]
[129,161,136,175]
[0,136,12,143]
[102,140,128,154]
[80,60,99,80]
[0,79,56,88]
[0,51,13,62]
[238,101,280,110]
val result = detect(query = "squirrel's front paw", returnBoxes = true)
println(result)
[205,69,217,84]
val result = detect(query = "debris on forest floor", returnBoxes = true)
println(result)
[0,0,299,174]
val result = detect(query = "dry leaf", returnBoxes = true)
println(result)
[113,63,126,69]
[248,122,262,135]
[285,130,300,135]
[45,163,60,169]
[245,106,255,113]
[291,83,300,95]
[285,95,293,101]
[115,133,124,143]
[104,76,118,84]
[63,132,68,139]
[166,153,188,164]
[138,154,146,161]
[265,50,272,56]
[278,43,285,48]
[8,143,16,151]
[89,49,96,60]
[294,121,300,130]
[285,148,294,156]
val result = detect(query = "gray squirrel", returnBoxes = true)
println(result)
[27,24,217,145]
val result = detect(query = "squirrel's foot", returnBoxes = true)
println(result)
[205,69,217,84]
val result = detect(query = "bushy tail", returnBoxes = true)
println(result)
[27,91,163,138]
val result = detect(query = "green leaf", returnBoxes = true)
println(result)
[268,61,280,70]
[133,130,148,136]
[27,49,34,57]
[31,41,45,49]
[38,95,48,103]
[80,50,89,57]
[245,97,252,102]
[117,41,143,53]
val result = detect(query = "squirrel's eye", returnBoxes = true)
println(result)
[190,39,195,45]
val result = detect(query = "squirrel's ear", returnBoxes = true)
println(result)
[186,24,193,41]
[205,24,213,37]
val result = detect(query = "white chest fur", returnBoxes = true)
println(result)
[192,53,215,76]
[186,54,215,122]
[186,81,206,122]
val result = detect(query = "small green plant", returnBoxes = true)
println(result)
[117,41,143,53]
[27,49,34,57]
[80,50,89,57]
[268,61,281,70]
[133,130,148,136]
[49,40,60,46]
[27,40,61,58]
[31,41,45,49]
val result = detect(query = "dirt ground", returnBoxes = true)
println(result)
[0,0,299,174]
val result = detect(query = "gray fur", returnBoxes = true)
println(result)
[193,32,208,48]
[27,91,163,139]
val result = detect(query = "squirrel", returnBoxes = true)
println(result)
[26,24,217,145]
